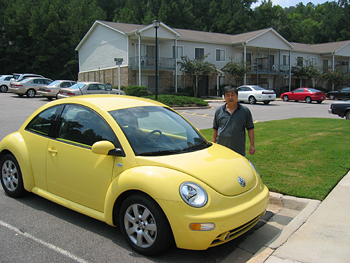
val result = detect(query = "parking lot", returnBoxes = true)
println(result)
[0,92,343,263]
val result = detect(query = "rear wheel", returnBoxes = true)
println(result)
[249,96,256,104]
[283,95,289,102]
[305,97,312,103]
[0,154,26,198]
[119,193,173,256]
[0,85,8,93]
[26,89,36,98]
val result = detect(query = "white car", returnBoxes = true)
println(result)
[237,85,276,104]
[0,75,13,93]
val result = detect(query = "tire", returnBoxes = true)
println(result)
[329,94,335,100]
[305,97,312,103]
[283,95,289,102]
[26,89,36,98]
[346,111,350,120]
[119,193,173,256]
[0,154,26,198]
[263,101,270,105]
[0,85,8,93]
[249,96,256,104]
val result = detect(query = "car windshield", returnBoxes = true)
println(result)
[308,88,321,93]
[109,106,211,156]
[252,86,265,90]
[48,80,61,86]
[69,83,86,90]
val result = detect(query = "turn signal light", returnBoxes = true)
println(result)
[189,223,215,231]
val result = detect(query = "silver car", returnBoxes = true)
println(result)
[0,75,13,93]
[38,80,76,100]
[57,82,125,99]
[237,85,276,104]
[9,77,53,98]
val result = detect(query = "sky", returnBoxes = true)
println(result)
[252,0,332,9]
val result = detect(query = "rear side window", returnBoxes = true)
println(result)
[26,106,61,136]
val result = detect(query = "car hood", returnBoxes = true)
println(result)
[135,143,257,196]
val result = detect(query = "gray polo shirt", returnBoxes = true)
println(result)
[213,103,254,156]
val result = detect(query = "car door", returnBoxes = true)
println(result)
[46,104,122,212]
[85,84,101,95]
[292,88,304,100]
[238,86,249,102]
[341,88,350,100]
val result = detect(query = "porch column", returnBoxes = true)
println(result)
[289,50,291,91]
[256,47,259,85]
[244,43,247,85]
[332,53,335,90]
[174,38,178,92]
[268,48,270,89]
[278,49,281,94]
[217,74,220,96]
[138,34,142,86]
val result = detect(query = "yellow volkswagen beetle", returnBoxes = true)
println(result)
[0,95,269,256]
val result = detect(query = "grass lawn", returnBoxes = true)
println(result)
[200,118,350,200]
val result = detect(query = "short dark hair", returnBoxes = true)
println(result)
[224,85,238,96]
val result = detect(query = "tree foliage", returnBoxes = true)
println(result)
[0,0,349,80]
[179,54,216,97]
[221,59,251,86]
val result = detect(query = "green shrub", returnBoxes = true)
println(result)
[144,95,208,107]
[125,86,149,96]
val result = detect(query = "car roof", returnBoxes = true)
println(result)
[48,94,165,111]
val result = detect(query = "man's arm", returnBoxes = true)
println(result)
[248,128,255,155]
[213,129,218,143]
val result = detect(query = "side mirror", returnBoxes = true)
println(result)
[92,141,123,156]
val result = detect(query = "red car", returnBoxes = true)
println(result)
[281,88,326,103]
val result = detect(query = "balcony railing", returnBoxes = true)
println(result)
[130,56,176,70]
[251,63,290,74]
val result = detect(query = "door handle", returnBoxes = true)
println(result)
[48,147,58,156]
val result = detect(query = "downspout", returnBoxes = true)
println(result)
[332,53,335,91]
[256,47,259,85]
[268,48,270,89]
[135,31,142,86]
[278,49,281,94]
[217,74,220,96]
[243,43,247,85]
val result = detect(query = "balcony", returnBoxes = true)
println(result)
[130,56,176,70]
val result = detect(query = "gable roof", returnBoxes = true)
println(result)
[291,40,350,54]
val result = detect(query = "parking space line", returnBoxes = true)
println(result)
[0,219,90,263]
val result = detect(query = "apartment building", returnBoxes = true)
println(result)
[75,20,350,96]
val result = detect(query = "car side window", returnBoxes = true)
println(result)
[98,84,106,90]
[26,106,61,136]
[57,105,116,147]
[87,84,98,90]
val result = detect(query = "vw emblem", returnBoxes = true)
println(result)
[238,177,246,187]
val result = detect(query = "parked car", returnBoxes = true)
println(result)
[0,95,269,256]
[0,75,13,93]
[281,88,326,103]
[9,77,53,97]
[57,82,125,99]
[326,87,350,100]
[237,85,276,104]
[38,80,76,100]
[329,101,350,119]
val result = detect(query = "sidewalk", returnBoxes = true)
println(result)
[223,170,350,263]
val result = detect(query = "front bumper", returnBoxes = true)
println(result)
[157,185,269,250]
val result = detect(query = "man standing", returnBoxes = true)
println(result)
[213,85,255,156]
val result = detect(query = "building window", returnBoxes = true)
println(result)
[216,49,226,62]
[195,48,204,59]
[236,52,252,63]
[297,57,303,67]
[283,55,289,65]
[172,46,183,59]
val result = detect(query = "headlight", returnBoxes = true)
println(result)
[179,182,208,208]
[249,160,261,177]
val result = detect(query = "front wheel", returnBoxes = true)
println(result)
[283,95,289,102]
[26,89,36,98]
[0,85,8,93]
[0,154,26,198]
[249,96,256,104]
[119,193,173,256]
[346,111,350,120]
[329,94,335,100]
[305,97,312,103]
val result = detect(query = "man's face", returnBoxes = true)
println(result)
[224,91,238,104]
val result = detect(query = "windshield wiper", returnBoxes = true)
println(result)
[184,141,212,152]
